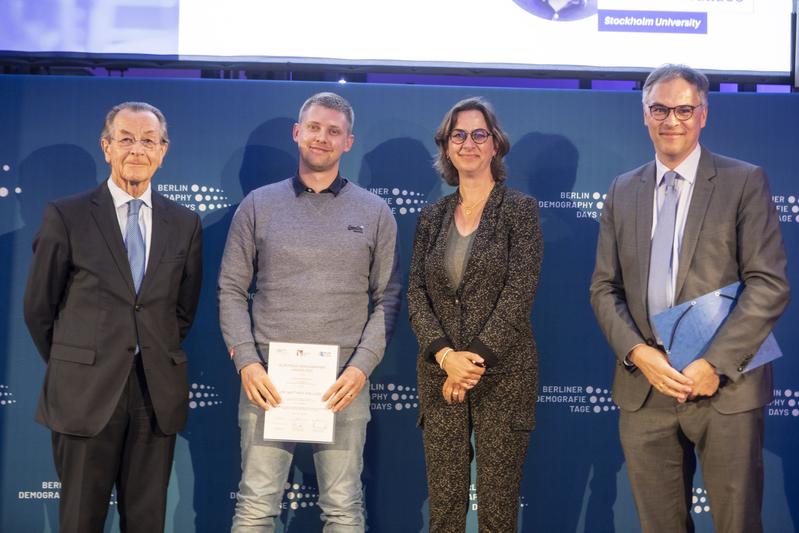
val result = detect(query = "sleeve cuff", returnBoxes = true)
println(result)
[703,354,737,381]
[467,338,498,367]
[348,348,380,378]
[425,337,452,363]
[230,342,261,373]
[623,343,646,372]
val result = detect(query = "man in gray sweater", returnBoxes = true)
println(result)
[218,92,401,532]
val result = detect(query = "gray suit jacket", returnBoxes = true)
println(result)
[590,148,789,414]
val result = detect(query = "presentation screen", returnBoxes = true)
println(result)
[0,0,793,79]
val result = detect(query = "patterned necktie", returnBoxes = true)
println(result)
[125,199,145,293]
[648,171,680,318]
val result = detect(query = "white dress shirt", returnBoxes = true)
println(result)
[625,144,702,361]
[107,177,153,271]
[651,144,702,309]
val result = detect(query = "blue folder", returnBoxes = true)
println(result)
[651,282,782,372]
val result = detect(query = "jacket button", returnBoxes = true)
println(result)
[646,338,655,346]
[737,365,745,372]
[455,298,460,305]
[135,304,143,312]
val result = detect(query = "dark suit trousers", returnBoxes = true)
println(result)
[52,356,176,533]
[422,372,534,533]
[619,389,764,533]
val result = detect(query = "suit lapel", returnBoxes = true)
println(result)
[430,194,458,294]
[674,149,716,301]
[139,193,170,296]
[90,183,137,296]
[636,162,656,313]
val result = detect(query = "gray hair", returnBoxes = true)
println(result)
[298,92,355,132]
[642,64,710,106]
[100,101,169,143]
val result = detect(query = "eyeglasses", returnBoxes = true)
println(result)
[648,104,704,122]
[450,128,492,145]
[109,137,164,150]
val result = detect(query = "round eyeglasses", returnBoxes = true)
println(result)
[648,104,704,122]
[450,128,492,145]
[110,137,164,150]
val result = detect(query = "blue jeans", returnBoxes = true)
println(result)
[231,382,370,533]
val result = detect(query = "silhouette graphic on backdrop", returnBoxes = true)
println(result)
[357,137,440,532]
[507,132,623,532]
[178,117,306,533]
[0,145,96,530]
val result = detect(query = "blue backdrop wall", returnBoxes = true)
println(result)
[0,75,797,532]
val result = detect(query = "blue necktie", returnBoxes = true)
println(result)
[125,199,145,293]
[648,171,680,318]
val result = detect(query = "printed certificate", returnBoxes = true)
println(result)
[263,341,338,443]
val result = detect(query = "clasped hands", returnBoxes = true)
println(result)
[435,348,486,405]
[240,362,366,413]
[629,344,720,402]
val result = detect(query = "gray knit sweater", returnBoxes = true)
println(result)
[218,178,401,376]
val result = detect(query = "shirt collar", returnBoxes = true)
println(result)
[292,173,348,196]
[655,144,701,187]
[107,177,152,210]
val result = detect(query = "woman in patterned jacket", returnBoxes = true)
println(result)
[408,97,543,532]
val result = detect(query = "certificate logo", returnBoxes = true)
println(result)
[155,182,231,214]
[370,381,419,412]
[768,388,799,418]
[189,382,223,409]
[539,191,605,220]
[369,187,429,216]
[772,193,799,226]
[538,384,617,414]
[0,384,16,407]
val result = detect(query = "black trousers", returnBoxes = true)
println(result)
[52,356,176,533]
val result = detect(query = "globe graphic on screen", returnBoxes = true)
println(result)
[513,0,598,21]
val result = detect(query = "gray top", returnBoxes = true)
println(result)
[218,178,402,376]
[445,218,476,288]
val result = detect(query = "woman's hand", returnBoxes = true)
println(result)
[442,376,468,404]
[439,350,485,388]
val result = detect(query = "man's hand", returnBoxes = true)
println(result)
[240,362,281,410]
[683,359,720,399]
[442,376,467,405]
[323,366,367,413]
[629,344,693,402]
[441,351,485,389]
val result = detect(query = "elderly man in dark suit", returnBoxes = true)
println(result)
[24,101,203,533]
[590,64,789,533]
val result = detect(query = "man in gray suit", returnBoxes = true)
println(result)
[590,64,789,532]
